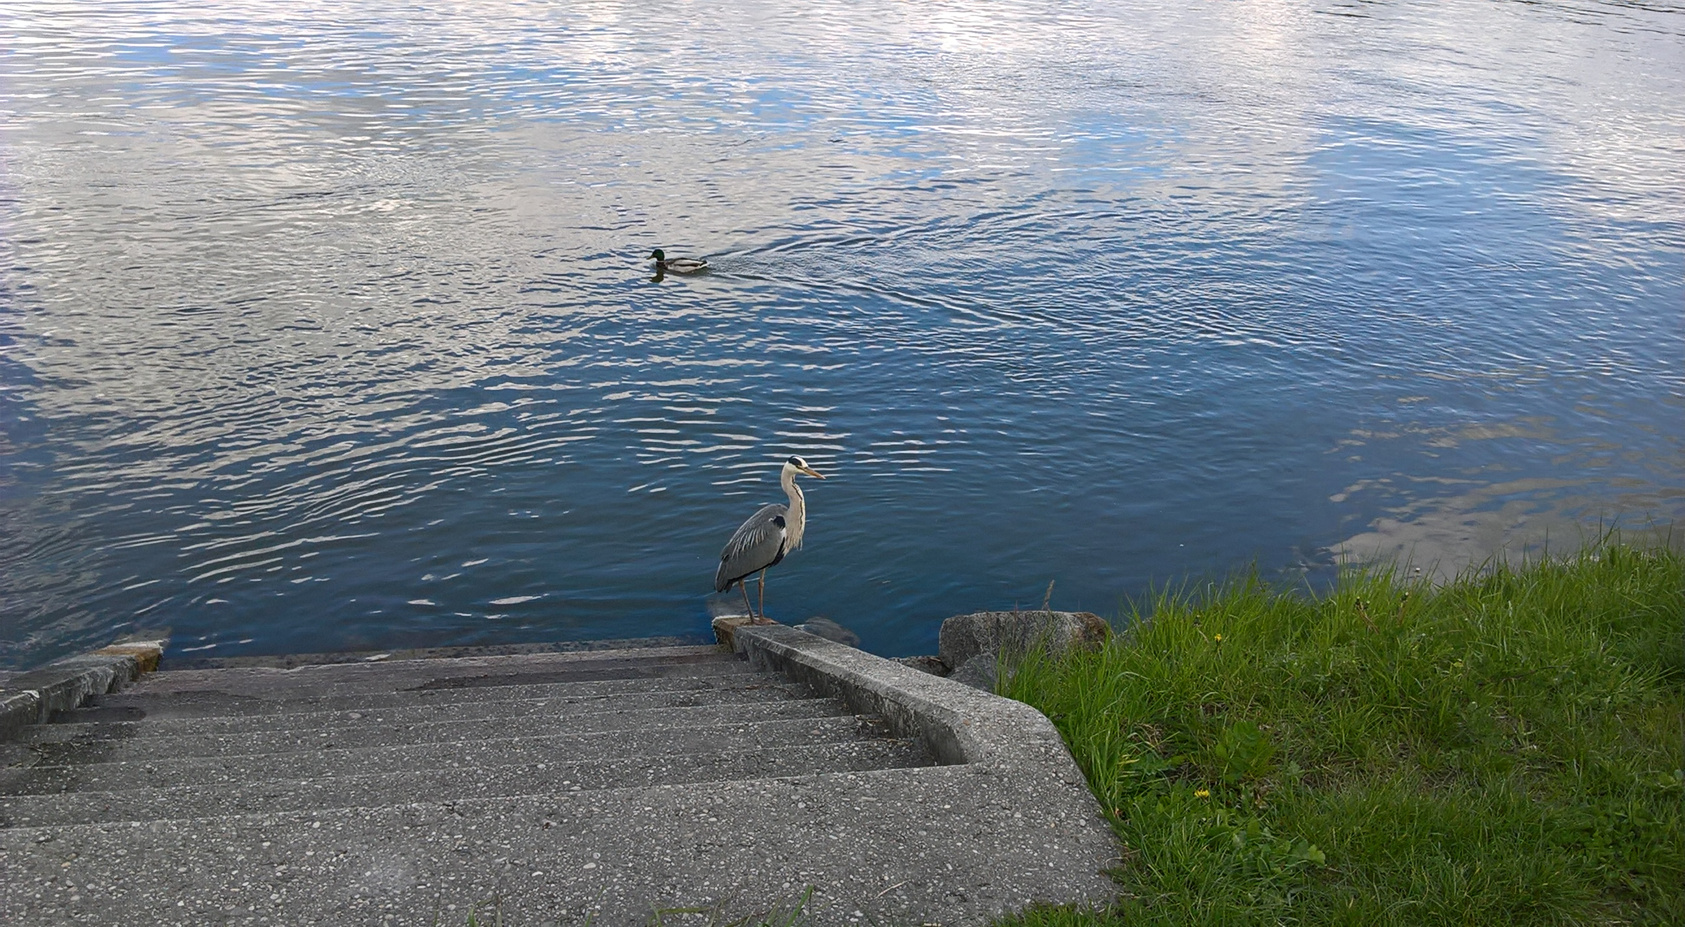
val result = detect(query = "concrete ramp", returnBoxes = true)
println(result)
[1,629,1118,925]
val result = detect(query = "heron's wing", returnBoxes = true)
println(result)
[715,503,788,591]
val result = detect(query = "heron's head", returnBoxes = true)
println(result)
[785,455,825,480]
[649,249,665,261]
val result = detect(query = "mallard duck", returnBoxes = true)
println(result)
[649,249,708,274]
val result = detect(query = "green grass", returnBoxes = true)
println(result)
[997,538,1684,927]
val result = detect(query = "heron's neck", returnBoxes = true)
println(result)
[782,469,806,550]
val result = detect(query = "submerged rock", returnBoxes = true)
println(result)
[794,616,861,647]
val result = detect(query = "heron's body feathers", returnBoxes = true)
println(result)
[714,505,788,592]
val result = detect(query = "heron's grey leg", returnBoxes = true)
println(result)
[757,569,768,620]
[739,580,755,621]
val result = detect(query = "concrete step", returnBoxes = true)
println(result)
[31,687,829,751]
[85,670,789,722]
[14,698,860,767]
[0,714,899,794]
[158,635,711,671]
[0,765,1112,927]
[1,739,933,827]
[1,625,1124,925]
[137,646,744,699]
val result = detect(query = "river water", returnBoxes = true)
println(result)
[2,0,1681,666]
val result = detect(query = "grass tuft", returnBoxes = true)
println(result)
[997,537,1684,926]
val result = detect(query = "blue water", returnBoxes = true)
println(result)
[2,0,1682,668]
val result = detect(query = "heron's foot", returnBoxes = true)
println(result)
[748,616,778,626]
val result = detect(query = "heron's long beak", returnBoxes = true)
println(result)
[799,464,826,480]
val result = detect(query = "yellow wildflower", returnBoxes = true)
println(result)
[1195,789,1211,798]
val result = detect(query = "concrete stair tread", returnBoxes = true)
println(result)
[48,679,814,737]
[23,696,847,757]
[0,739,934,827]
[160,636,713,671]
[3,625,1122,925]
[85,671,791,720]
[139,645,743,697]
[0,765,1113,927]
[1,714,904,792]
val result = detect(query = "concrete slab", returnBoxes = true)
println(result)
[0,714,901,795]
[1,739,933,827]
[90,671,790,721]
[21,698,850,758]
[2,626,1119,925]
[51,679,816,738]
[0,638,167,740]
[1,766,1112,927]
[135,646,746,698]
[162,634,711,670]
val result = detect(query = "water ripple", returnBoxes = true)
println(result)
[2,0,1681,665]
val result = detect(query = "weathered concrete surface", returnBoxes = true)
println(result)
[18,697,850,758]
[1,766,1104,926]
[717,618,1120,910]
[1,739,931,827]
[3,634,1118,925]
[163,634,711,671]
[37,678,816,738]
[89,669,773,720]
[137,645,748,697]
[0,637,167,741]
[792,616,861,647]
[2,711,892,795]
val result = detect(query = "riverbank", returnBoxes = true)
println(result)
[996,537,1683,926]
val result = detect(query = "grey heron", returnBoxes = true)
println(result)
[714,456,825,622]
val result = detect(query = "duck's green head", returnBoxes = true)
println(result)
[649,249,665,261]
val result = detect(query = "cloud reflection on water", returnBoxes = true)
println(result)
[1,0,1681,665]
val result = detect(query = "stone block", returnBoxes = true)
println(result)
[938,610,1111,691]
[895,655,950,677]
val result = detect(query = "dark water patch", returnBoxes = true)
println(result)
[1,0,1681,667]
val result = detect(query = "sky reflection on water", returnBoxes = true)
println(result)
[1,0,1681,667]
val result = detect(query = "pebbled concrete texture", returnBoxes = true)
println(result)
[135,645,748,697]
[18,697,853,758]
[718,618,1103,770]
[162,634,713,671]
[0,638,168,741]
[2,767,1106,926]
[1,714,897,794]
[90,670,781,720]
[3,631,1119,925]
[1,739,933,827]
[716,619,1120,914]
[39,680,817,741]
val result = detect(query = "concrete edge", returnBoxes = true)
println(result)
[0,636,170,741]
[713,617,1087,772]
[146,645,736,688]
